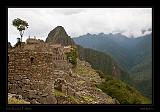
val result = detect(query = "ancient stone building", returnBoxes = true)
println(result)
[26,37,44,44]
[8,37,72,104]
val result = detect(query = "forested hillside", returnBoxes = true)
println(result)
[74,33,152,99]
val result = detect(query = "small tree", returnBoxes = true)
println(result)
[12,18,29,43]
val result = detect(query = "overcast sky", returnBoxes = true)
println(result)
[8,8,152,46]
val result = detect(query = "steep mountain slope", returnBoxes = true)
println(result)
[73,33,152,70]
[45,26,75,46]
[76,45,132,85]
[73,33,152,98]
[96,72,151,104]
[74,33,131,70]
[74,59,151,104]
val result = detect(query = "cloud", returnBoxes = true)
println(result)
[8,8,152,45]
[53,8,85,15]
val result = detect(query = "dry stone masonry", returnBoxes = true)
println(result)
[8,37,72,104]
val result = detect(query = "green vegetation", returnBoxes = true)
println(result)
[74,34,152,99]
[96,75,151,104]
[12,18,29,42]
[82,95,94,103]
[8,97,30,104]
[54,89,81,104]
[68,95,80,104]
[65,47,78,66]
[77,80,85,85]
[54,89,97,104]
[76,45,115,75]
[76,45,133,84]
[54,89,66,97]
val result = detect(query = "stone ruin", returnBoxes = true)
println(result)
[8,37,119,104]
[8,37,73,104]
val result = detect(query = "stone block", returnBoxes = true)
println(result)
[30,99,40,104]
[67,87,75,96]
[38,97,47,104]
[46,95,57,104]
[9,84,21,94]
[28,90,38,99]
[22,79,30,84]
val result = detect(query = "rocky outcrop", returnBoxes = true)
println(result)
[45,26,75,46]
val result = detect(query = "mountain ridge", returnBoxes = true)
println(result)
[73,32,152,99]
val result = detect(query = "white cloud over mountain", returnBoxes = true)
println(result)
[8,8,152,45]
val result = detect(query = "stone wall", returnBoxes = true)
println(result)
[8,50,57,104]
[8,39,74,104]
[26,38,44,44]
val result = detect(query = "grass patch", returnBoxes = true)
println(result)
[54,89,82,104]
[8,97,30,104]
[68,95,81,104]
[77,80,85,85]
[54,89,66,97]
[96,75,151,104]
[82,95,95,103]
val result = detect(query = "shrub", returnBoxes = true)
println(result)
[65,47,78,66]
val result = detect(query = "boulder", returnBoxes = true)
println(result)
[30,99,40,104]
[46,95,57,104]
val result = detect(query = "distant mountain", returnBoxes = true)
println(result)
[76,45,151,103]
[45,26,75,46]
[73,33,152,99]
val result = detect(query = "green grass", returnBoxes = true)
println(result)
[77,80,85,85]
[54,89,66,97]
[8,97,30,104]
[96,75,151,104]
[82,95,94,103]
[54,89,82,104]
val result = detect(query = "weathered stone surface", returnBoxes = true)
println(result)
[22,79,30,84]
[38,97,47,104]
[54,78,66,91]
[56,96,69,104]
[67,87,75,96]
[30,99,40,104]
[22,85,30,91]
[46,95,57,104]
[28,90,38,99]
[9,84,21,94]
[14,75,22,80]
